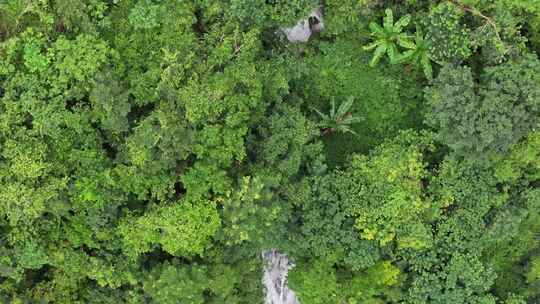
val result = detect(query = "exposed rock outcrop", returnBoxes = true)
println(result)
[262,250,300,304]
[282,7,324,43]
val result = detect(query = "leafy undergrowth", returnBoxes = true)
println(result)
[300,38,425,166]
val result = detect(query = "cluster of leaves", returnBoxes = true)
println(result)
[364,9,414,66]
[424,2,472,63]
[312,97,363,135]
[364,8,434,79]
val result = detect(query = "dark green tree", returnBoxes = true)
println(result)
[425,55,540,158]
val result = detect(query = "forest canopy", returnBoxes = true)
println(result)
[0,0,539,303]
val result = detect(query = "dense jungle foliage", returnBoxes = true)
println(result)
[0,0,539,303]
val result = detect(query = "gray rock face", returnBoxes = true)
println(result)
[262,250,300,304]
[282,7,324,43]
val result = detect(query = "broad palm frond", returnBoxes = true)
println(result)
[395,27,434,80]
[336,97,355,118]
[394,14,411,32]
[311,106,329,121]
[337,125,358,136]
[383,9,394,30]
[364,9,414,67]
[312,97,362,136]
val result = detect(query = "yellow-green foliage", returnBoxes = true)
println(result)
[527,255,540,283]
[288,259,340,304]
[494,131,540,184]
[340,131,435,249]
[344,261,402,303]
[119,199,220,258]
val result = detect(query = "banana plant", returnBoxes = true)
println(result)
[312,97,363,136]
[363,9,415,67]
[396,27,434,80]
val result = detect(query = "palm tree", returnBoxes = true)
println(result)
[312,97,363,136]
[363,9,414,67]
[396,27,434,80]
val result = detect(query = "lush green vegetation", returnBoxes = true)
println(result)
[0,0,539,303]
